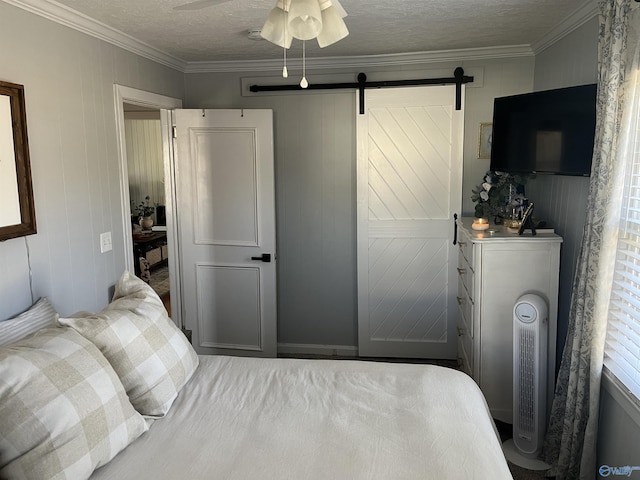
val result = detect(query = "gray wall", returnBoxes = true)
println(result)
[0,2,184,320]
[531,16,640,474]
[185,58,535,349]
[598,374,640,475]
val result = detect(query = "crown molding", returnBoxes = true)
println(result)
[6,0,593,74]
[3,0,187,72]
[184,45,534,74]
[531,0,599,54]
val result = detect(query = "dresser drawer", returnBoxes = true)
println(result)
[457,325,473,376]
[457,230,474,269]
[457,252,474,302]
[457,276,474,339]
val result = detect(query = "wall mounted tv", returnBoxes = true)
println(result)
[489,84,597,176]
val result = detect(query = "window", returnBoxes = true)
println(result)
[605,103,640,400]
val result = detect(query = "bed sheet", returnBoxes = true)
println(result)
[91,355,512,479]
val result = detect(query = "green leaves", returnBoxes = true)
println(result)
[471,171,532,219]
[134,196,155,218]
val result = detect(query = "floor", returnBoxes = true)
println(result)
[495,420,550,479]
[149,265,171,316]
[149,265,170,297]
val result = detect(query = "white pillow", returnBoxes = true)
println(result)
[0,327,148,480]
[0,297,58,346]
[58,271,199,417]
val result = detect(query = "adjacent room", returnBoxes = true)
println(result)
[1,0,639,479]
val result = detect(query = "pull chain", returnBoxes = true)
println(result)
[282,6,288,78]
[300,41,308,88]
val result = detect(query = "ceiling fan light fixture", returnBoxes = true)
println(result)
[287,0,323,41]
[260,6,293,48]
[319,0,347,18]
[261,0,349,86]
[316,5,348,48]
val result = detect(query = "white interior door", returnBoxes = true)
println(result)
[357,86,464,359]
[174,109,276,356]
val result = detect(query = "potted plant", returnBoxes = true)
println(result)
[471,171,531,223]
[134,196,155,230]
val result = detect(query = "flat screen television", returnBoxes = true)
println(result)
[489,84,597,176]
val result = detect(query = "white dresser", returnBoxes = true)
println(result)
[456,217,562,424]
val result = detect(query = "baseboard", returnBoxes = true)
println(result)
[277,343,359,357]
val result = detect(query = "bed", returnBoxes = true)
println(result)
[0,272,513,480]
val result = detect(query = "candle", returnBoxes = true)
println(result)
[472,218,490,231]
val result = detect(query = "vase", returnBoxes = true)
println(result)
[140,216,154,230]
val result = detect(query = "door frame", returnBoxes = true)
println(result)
[113,85,183,326]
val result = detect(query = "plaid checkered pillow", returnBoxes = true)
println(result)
[58,271,199,417]
[0,327,148,480]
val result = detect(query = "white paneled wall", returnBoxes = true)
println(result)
[125,114,165,220]
[0,3,183,319]
[534,17,599,91]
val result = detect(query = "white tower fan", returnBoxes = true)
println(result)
[502,293,550,470]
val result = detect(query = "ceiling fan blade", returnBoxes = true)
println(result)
[173,0,232,11]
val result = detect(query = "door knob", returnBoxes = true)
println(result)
[251,253,272,263]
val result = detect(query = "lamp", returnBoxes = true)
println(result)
[288,0,323,40]
[317,4,349,47]
[261,0,349,88]
[260,3,293,48]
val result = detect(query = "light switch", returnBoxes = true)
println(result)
[100,232,112,253]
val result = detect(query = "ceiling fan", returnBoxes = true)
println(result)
[173,0,233,11]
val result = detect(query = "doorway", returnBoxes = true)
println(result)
[114,85,183,326]
[124,105,170,312]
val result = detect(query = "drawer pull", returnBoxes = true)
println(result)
[457,267,466,275]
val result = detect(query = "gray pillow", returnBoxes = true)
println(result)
[0,297,58,346]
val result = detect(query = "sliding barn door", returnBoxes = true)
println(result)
[357,86,464,358]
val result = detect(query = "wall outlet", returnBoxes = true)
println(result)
[100,232,112,253]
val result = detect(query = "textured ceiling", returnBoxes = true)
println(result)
[50,0,592,63]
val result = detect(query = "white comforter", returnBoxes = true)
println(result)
[91,355,512,479]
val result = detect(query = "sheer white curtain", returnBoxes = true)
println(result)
[542,1,640,479]
[604,5,640,399]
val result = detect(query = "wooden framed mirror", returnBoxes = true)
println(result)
[0,80,36,242]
